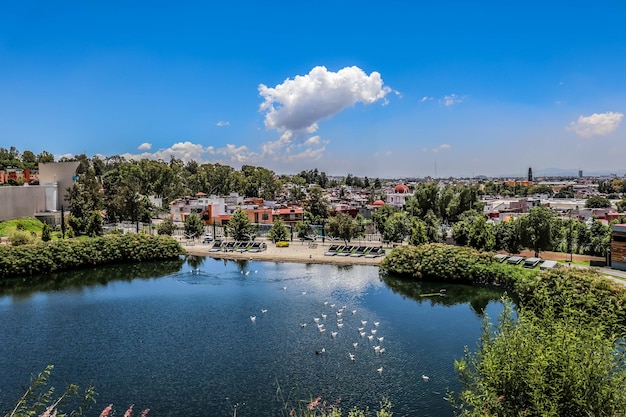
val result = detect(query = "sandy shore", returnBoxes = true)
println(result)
[183,239,388,266]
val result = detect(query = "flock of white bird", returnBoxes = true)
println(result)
[248,286,430,382]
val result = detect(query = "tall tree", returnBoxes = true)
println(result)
[184,213,205,240]
[382,212,411,243]
[227,209,257,241]
[519,206,560,256]
[303,185,329,224]
[267,217,290,243]
[327,212,363,244]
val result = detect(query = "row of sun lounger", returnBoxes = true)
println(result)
[208,240,266,253]
[493,254,558,269]
[323,245,385,258]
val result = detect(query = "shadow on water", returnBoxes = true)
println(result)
[0,259,185,298]
[381,274,506,316]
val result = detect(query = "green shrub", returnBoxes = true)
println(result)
[0,234,185,278]
[10,230,35,246]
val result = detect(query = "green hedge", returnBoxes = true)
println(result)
[381,243,626,331]
[380,244,535,288]
[0,234,185,278]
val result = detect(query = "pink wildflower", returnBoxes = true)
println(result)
[100,404,113,417]
[38,406,56,417]
[307,396,322,410]
[124,404,134,417]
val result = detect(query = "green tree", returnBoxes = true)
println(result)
[65,168,103,235]
[423,210,441,243]
[372,205,398,235]
[382,212,411,243]
[41,223,52,242]
[554,186,575,199]
[157,218,176,236]
[453,299,626,417]
[409,217,428,246]
[294,220,314,239]
[85,210,103,237]
[267,217,290,242]
[452,210,494,250]
[617,199,626,213]
[327,212,362,244]
[585,196,612,208]
[493,219,522,254]
[303,185,329,224]
[227,209,257,241]
[519,206,560,256]
[184,213,205,240]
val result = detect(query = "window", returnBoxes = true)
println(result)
[262,214,269,221]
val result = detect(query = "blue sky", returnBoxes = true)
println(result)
[1,1,625,178]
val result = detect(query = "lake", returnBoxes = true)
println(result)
[0,257,504,417]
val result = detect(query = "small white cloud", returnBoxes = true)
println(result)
[138,142,152,151]
[568,112,623,138]
[440,94,464,107]
[305,135,321,146]
[216,121,230,127]
[419,96,433,103]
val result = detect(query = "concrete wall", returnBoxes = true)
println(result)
[39,161,80,210]
[0,186,48,221]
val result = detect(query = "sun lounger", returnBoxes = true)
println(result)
[540,260,559,270]
[208,240,224,252]
[248,242,266,253]
[337,246,355,256]
[365,247,385,258]
[324,245,342,256]
[494,254,509,263]
[237,241,253,252]
[523,257,542,268]
[506,256,524,265]
[350,246,368,257]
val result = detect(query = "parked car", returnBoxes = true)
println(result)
[203,232,213,244]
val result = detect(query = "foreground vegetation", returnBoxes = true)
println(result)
[0,234,184,279]
[382,244,626,416]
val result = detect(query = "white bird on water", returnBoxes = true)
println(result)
[357,327,364,332]
[250,316,256,322]
[360,331,366,337]
[331,331,338,338]
[374,321,380,327]
[337,323,344,328]
[314,317,320,323]
[361,320,368,326]
[377,367,383,374]
[379,348,386,354]
[371,329,377,335]
[282,286,287,291]
[377,337,384,343]
[324,301,329,306]
[422,375,430,382]
[261,309,268,314]
[348,353,355,361]
[352,342,358,348]
[330,304,336,308]
[321,313,327,320]
[300,323,307,328]
[351,310,357,315]
[368,335,374,342]
[302,291,307,295]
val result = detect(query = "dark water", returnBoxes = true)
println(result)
[0,257,504,417]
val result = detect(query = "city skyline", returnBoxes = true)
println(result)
[1,1,624,178]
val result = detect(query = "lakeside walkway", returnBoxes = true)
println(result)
[183,239,388,266]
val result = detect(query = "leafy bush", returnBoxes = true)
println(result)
[0,234,185,278]
[453,299,626,417]
[10,230,35,246]
[41,223,52,242]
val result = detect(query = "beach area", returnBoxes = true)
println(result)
[183,239,388,266]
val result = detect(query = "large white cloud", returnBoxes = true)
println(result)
[258,66,391,134]
[568,111,623,138]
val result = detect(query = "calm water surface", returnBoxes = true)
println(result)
[0,258,504,417]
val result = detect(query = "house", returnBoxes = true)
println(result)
[386,184,411,207]
[611,224,626,271]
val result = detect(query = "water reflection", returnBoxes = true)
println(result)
[0,260,185,298]
[381,274,505,316]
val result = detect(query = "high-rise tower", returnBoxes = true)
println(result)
[528,167,533,182]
